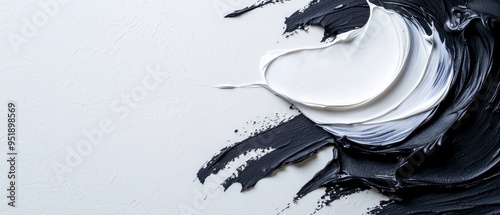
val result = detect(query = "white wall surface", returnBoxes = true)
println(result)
[0,0,386,214]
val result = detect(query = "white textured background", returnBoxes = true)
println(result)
[0,0,386,214]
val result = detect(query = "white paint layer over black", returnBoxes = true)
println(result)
[198,0,500,213]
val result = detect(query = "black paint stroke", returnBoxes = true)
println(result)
[199,0,500,213]
[198,115,333,191]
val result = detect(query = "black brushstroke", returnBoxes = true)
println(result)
[197,115,333,190]
[199,0,500,214]
[225,0,289,18]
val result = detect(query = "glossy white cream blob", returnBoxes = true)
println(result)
[289,15,432,124]
[221,2,454,145]
[261,5,409,108]
[256,3,453,145]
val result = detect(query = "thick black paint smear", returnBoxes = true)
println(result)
[198,0,500,213]
[198,115,333,190]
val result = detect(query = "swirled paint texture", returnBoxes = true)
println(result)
[198,0,500,213]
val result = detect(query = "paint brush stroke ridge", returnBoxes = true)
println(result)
[199,0,500,213]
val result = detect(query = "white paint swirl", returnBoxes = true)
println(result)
[258,3,453,145]
[223,2,454,145]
